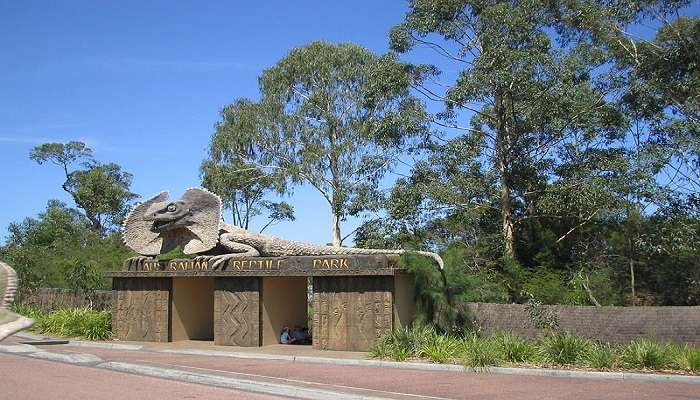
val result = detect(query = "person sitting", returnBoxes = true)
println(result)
[280,327,295,344]
[291,326,311,345]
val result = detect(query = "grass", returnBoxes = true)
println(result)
[539,332,592,365]
[619,338,673,370]
[11,304,112,340]
[420,333,461,363]
[674,345,700,372]
[493,332,538,364]
[369,325,699,375]
[460,334,502,371]
[584,342,617,370]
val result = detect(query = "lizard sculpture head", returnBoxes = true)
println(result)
[122,188,222,255]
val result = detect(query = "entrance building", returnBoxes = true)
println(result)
[105,255,415,351]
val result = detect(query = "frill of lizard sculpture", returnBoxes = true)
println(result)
[122,188,445,271]
[0,261,34,341]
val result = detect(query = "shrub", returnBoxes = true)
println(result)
[584,343,617,370]
[368,324,436,361]
[460,334,503,371]
[620,339,672,370]
[368,336,392,359]
[674,345,700,372]
[13,306,112,340]
[420,334,461,363]
[493,332,538,364]
[10,304,47,322]
[539,332,592,365]
[523,292,560,331]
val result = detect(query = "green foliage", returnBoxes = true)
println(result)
[460,335,503,371]
[539,332,592,365]
[523,292,560,331]
[211,41,430,246]
[420,333,462,363]
[66,261,103,303]
[398,247,509,334]
[10,304,47,321]
[493,332,538,364]
[0,201,133,299]
[370,325,699,373]
[674,345,700,372]
[584,343,618,370]
[201,118,294,231]
[620,339,674,370]
[368,324,436,361]
[11,305,111,341]
[366,0,700,309]
[30,141,136,237]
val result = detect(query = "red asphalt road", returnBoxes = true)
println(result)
[20,344,700,400]
[0,353,282,400]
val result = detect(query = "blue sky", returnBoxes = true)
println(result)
[1,1,697,246]
[0,1,418,245]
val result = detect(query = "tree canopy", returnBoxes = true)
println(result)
[208,41,431,246]
[30,141,137,237]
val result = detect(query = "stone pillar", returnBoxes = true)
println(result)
[112,277,171,342]
[214,277,261,346]
[312,276,393,351]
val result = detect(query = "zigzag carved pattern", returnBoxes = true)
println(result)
[219,291,251,344]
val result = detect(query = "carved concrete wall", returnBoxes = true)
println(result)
[313,276,393,351]
[214,277,261,346]
[112,277,170,342]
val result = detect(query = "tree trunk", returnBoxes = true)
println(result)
[331,212,342,248]
[495,92,516,259]
[629,237,636,306]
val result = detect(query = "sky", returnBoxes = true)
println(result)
[1,1,697,246]
[0,1,419,245]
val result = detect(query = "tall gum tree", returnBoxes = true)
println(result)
[389,0,624,260]
[215,41,430,247]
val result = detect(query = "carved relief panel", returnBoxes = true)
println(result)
[313,276,393,351]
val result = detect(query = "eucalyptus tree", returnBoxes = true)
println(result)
[30,141,137,237]
[202,100,295,232]
[389,0,624,260]
[213,41,430,247]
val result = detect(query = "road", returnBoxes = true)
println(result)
[1,343,698,400]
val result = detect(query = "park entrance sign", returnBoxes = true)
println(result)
[106,188,431,351]
[106,255,415,351]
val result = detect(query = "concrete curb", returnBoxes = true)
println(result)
[0,343,39,353]
[157,348,700,384]
[100,361,393,400]
[29,351,103,364]
[488,366,700,384]
[8,336,699,385]
[69,340,143,351]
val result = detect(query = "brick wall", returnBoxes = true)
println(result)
[20,289,700,345]
[464,302,700,345]
[22,288,115,311]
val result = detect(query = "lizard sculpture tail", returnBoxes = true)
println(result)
[0,261,34,341]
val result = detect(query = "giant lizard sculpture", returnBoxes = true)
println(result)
[122,188,444,271]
